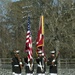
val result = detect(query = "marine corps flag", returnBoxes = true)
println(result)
[25,16,33,61]
[36,15,44,55]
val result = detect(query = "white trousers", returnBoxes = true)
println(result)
[37,73,45,75]
[26,73,33,75]
[12,72,21,75]
[50,73,57,75]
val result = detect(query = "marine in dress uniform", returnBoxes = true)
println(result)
[24,56,34,75]
[47,50,58,75]
[11,50,23,75]
[36,51,46,75]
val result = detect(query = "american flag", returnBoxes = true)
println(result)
[25,17,33,61]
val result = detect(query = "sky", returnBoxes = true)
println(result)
[12,0,20,2]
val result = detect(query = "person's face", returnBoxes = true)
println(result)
[51,53,55,57]
[38,53,42,57]
[15,53,19,57]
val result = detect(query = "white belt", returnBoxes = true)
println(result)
[51,64,57,66]
[14,65,19,67]
[38,64,41,67]
[37,64,43,67]
[26,64,33,66]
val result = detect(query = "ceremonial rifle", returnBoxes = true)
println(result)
[52,52,60,66]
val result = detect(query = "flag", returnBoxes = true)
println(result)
[25,16,33,61]
[36,15,44,55]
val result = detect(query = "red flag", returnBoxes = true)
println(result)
[36,15,44,54]
[25,17,33,61]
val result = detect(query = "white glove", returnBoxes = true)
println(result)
[12,72,15,75]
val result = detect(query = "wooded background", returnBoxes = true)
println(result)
[0,0,75,59]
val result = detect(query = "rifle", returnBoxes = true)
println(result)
[52,52,60,66]
[28,59,33,71]
[17,56,23,69]
[38,57,45,72]
[38,61,44,72]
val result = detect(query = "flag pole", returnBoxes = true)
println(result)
[41,15,44,52]
[42,15,44,35]
[42,15,46,61]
